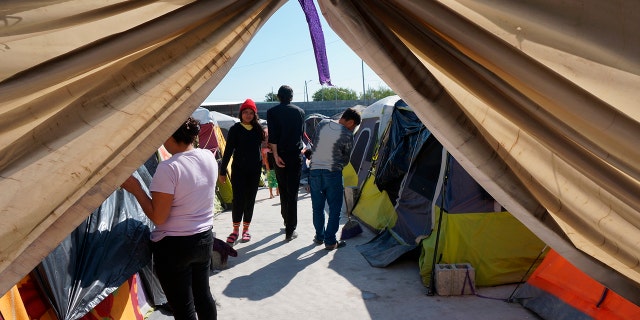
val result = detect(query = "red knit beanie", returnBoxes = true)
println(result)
[239,98,257,114]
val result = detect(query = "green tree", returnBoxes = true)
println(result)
[361,86,395,101]
[312,86,358,101]
[264,92,278,102]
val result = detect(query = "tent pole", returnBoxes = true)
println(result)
[427,154,449,296]
[506,245,548,302]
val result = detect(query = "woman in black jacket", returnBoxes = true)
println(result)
[219,99,265,245]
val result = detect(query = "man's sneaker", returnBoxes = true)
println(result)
[313,236,323,245]
[325,240,347,251]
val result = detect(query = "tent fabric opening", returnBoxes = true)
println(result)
[1,0,639,307]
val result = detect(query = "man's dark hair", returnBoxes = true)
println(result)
[277,85,293,103]
[341,107,361,126]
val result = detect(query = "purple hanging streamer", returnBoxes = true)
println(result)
[299,0,333,86]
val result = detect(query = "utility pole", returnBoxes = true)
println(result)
[304,80,312,102]
[361,60,366,105]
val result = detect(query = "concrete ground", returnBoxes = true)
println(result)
[148,186,539,320]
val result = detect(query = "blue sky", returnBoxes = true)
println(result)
[205,1,388,103]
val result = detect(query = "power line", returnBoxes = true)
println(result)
[230,40,341,69]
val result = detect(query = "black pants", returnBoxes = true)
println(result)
[274,153,302,236]
[152,230,216,320]
[230,163,261,223]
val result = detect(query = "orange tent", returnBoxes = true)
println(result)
[518,249,640,320]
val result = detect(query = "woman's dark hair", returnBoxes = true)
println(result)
[172,117,200,145]
[248,115,266,141]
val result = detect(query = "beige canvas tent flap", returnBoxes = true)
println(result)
[319,0,640,302]
[0,0,287,295]
[1,0,639,304]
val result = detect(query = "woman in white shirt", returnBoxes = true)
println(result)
[122,117,218,320]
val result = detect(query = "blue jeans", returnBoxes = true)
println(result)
[310,169,343,246]
[152,230,216,320]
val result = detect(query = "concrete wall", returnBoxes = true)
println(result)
[203,100,369,119]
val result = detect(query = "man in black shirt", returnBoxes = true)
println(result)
[267,85,305,241]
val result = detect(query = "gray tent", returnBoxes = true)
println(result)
[352,101,545,287]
